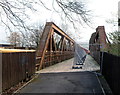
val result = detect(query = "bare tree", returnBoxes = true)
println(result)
[0,0,91,32]
[1,0,91,47]
[8,32,21,47]
[60,23,74,38]
[27,25,44,48]
[55,0,91,26]
[0,0,30,32]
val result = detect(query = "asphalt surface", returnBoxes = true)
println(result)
[19,72,104,94]
[18,55,105,94]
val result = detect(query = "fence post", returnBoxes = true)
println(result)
[0,51,2,94]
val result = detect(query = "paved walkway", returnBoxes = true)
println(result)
[36,55,100,73]
[19,72,103,93]
[18,55,105,94]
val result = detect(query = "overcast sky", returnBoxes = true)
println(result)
[0,0,119,44]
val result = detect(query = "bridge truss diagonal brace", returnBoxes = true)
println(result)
[37,22,75,70]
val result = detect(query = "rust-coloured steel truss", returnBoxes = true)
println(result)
[36,22,75,70]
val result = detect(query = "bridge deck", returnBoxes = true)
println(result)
[36,55,100,73]
[18,55,110,94]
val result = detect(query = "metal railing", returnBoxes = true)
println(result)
[36,22,75,70]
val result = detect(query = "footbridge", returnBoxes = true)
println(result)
[36,22,75,70]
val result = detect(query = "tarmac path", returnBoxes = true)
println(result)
[18,55,105,94]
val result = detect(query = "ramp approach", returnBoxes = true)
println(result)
[36,22,75,70]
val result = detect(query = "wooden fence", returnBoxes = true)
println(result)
[0,49,36,93]
[101,52,120,95]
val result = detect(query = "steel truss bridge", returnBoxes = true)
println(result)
[36,22,75,70]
